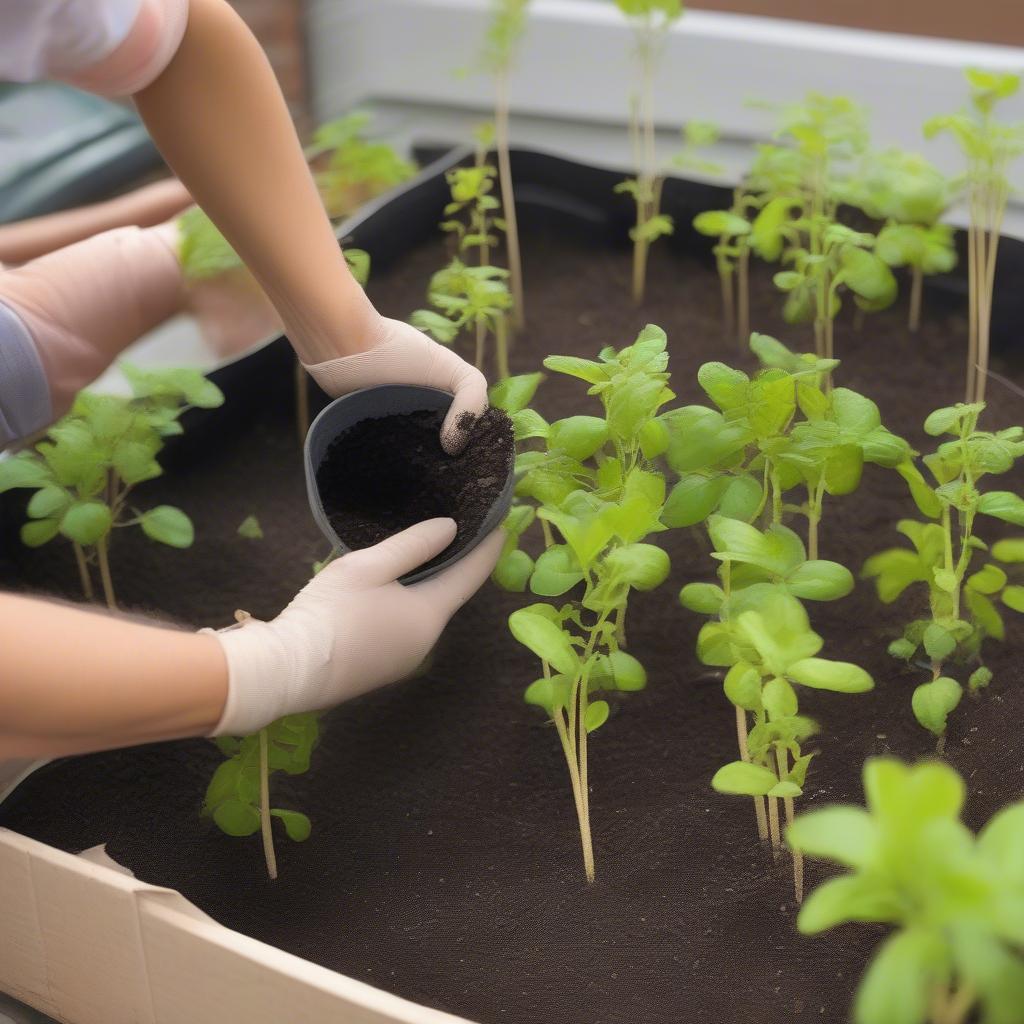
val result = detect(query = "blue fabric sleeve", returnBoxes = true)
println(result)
[0,300,52,448]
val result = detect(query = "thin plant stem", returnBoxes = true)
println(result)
[614,602,627,648]
[767,791,781,859]
[736,706,769,841]
[719,259,735,341]
[966,184,981,402]
[552,709,591,877]
[258,728,278,880]
[737,245,750,348]
[295,358,309,443]
[495,314,511,381]
[909,264,923,332]
[540,518,554,549]
[96,536,116,610]
[776,746,802,904]
[495,71,524,330]
[73,543,94,602]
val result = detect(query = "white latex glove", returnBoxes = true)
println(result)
[209,518,503,736]
[303,317,489,455]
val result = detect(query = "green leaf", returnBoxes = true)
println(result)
[488,372,543,414]
[508,607,579,675]
[542,355,609,385]
[492,548,533,592]
[769,780,802,798]
[693,210,751,237]
[697,362,749,411]
[0,455,53,493]
[1002,585,1024,613]
[511,408,549,441]
[530,545,584,596]
[141,506,194,548]
[270,809,312,842]
[212,798,261,837]
[967,563,1006,594]
[788,807,877,869]
[723,662,762,711]
[547,416,608,461]
[662,474,728,528]
[679,582,725,614]
[922,622,956,661]
[638,417,670,459]
[912,677,962,736]
[112,441,161,486]
[797,875,897,934]
[59,502,112,545]
[853,928,949,1024]
[605,650,647,692]
[21,518,60,547]
[603,543,670,590]
[896,461,941,519]
[888,637,917,660]
[979,804,1024,886]
[709,519,805,577]
[992,538,1024,563]
[786,561,854,601]
[787,658,873,693]
[718,476,763,521]
[969,666,993,692]
[839,247,897,307]
[584,700,610,733]
[978,491,1024,526]
[27,486,70,520]
[712,761,779,796]
[237,515,263,540]
[763,676,798,717]
[524,674,573,714]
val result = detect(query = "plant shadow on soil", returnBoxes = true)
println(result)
[3,208,1024,1024]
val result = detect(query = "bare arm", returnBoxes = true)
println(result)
[0,595,227,759]
[132,0,380,364]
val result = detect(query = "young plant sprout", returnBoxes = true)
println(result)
[843,149,957,331]
[475,0,530,328]
[0,365,223,609]
[204,671,319,881]
[307,111,416,219]
[863,402,1024,747]
[237,514,263,540]
[494,326,675,881]
[412,133,513,377]
[613,0,684,304]
[790,757,1024,1024]
[925,69,1024,403]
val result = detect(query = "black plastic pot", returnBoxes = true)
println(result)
[304,384,514,584]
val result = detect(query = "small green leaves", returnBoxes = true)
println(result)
[693,210,751,238]
[679,582,724,614]
[524,674,572,714]
[712,761,779,796]
[853,928,949,1024]
[493,548,534,592]
[547,416,608,461]
[21,518,61,547]
[237,515,263,540]
[584,701,610,733]
[509,606,579,676]
[1002,585,1024,613]
[0,454,54,493]
[212,799,261,837]
[270,809,312,842]
[787,658,873,694]
[141,506,194,548]
[911,676,962,736]
[530,545,584,596]
[604,650,647,692]
[723,662,761,711]
[977,491,1024,525]
[60,502,112,545]
[603,543,670,590]
[788,806,876,870]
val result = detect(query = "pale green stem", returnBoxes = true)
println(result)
[258,729,278,880]
[73,543,94,602]
[96,536,116,611]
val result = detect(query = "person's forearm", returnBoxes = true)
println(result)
[0,595,227,759]
[0,180,192,266]
[132,0,379,363]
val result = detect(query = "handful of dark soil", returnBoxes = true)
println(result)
[316,406,514,573]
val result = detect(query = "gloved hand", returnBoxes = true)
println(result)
[0,224,182,424]
[303,317,489,455]
[209,518,503,736]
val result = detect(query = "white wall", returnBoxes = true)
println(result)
[307,0,1024,234]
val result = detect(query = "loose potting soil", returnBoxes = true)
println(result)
[3,206,1024,1024]
[316,406,513,571]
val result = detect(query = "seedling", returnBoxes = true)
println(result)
[863,402,1024,746]
[613,0,684,303]
[925,69,1024,402]
[495,326,675,881]
[845,149,957,331]
[0,365,223,609]
[308,111,416,219]
[237,515,263,540]
[204,665,319,881]
[474,0,530,328]
[412,134,513,377]
[790,757,1024,1024]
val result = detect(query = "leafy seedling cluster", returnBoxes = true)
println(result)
[864,402,1024,745]
[413,130,513,378]
[492,325,675,881]
[0,365,223,608]
[791,758,1024,1024]
[925,69,1024,403]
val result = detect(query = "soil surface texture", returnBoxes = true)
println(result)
[3,205,1024,1024]
[316,406,513,571]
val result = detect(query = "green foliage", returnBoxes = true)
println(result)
[499,325,676,880]
[178,206,243,281]
[204,714,319,869]
[311,111,416,218]
[863,403,1024,736]
[791,758,1024,1024]
[237,515,263,540]
[477,0,531,74]
[0,366,223,606]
